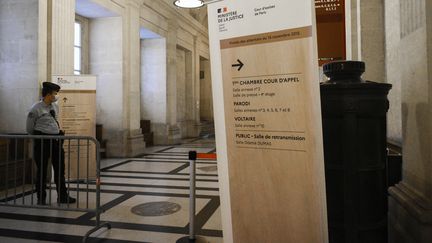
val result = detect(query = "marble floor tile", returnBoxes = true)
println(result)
[202,207,222,231]
[111,161,182,173]
[99,195,209,227]
[99,176,219,189]
[101,171,218,180]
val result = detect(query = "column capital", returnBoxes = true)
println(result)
[167,18,179,29]
[127,0,142,9]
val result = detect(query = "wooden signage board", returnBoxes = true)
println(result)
[208,1,328,242]
[315,0,346,66]
[53,75,97,180]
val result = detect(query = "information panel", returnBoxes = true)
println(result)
[208,1,328,242]
[53,75,97,180]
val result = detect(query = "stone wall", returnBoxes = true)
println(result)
[176,47,196,138]
[387,0,429,194]
[387,0,432,242]
[140,38,168,144]
[385,0,403,144]
[89,17,124,155]
[0,0,211,151]
[0,0,39,133]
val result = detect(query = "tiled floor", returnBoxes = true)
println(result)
[0,137,222,243]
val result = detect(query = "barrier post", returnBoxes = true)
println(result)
[189,151,197,240]
[177,151,212,243]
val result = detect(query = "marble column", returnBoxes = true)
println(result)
[187,36,202,137]
[121,0,146,156]
[165,19,181,144]
[388,0,432,242]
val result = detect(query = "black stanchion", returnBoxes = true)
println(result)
[176,151,208,243]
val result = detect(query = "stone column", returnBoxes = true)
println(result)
[50,0,75,76]
[166,19,181,144]
[359,0,386,82]
[187,36,202,137]
[345,0,385,82]
[122,0,146,156]
[184,49,195,137]
[388,0,432,242]
[349,0,361,61]
[38,0,75,82]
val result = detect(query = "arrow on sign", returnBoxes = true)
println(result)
[232,59,244,71]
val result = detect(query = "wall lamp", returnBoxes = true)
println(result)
[173,0,222,9]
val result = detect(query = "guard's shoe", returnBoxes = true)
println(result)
[57,196,76,204]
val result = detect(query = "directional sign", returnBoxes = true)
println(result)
[208,1,328,242]
[231,59,244,71]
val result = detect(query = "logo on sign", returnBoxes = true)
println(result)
[217,7,228,13]
[57,77,70,84]
[217,7,244,23]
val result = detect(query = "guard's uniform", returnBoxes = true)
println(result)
[26,92,68,203]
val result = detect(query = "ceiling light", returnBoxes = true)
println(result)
[173,0,204,9]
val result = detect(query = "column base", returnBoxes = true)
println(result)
[186,120,201,138]
[125,130,146,157]
[177,120,200,139]
[168,125,181,144]
[388,183,432,243]
[152,123,181,145]
[105,129,146,157]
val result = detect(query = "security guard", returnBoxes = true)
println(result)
[26,82,76,205]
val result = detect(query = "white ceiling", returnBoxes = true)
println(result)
[140,28,162,39]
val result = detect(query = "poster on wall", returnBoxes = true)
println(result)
[53,75,97,180]
[315,0,346,66]
[208,0,328,242]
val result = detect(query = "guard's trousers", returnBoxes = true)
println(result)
[33,131,67,200]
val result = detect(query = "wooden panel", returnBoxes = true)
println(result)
[54,76,97,180]
[221,28,327,243]
[208,1,328,242]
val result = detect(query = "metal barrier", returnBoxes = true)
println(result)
[177,151,217,243]
[0,134,111,242]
